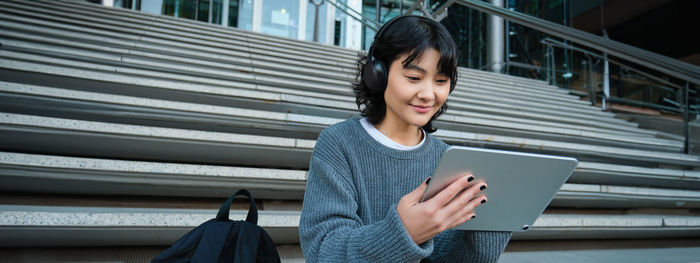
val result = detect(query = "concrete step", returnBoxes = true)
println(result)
[0,113,316,168]
[4,240,700,263]
[553,183,700,208]
[0,2,620,118]
[454,84,596,110]
[0,5,357,80]
[459,67,550,86]
[501,239,700,263]
[458,66,548,80]
[434,129,700,167]
[0,151,309,200]
[0,31,352,97]
[45,0,360,59]
[0,11,613,120]
[451,87,613,118]
[572,162,700,189]
[2,205,699,247]
[0,81,681,152]
[443,110,656,139]
[0,246,305,263]
[0,0,358,68]
[3,152,700,208]
[456,74,577,99]
[0,36,629,133]
[0,38,656,138]
[10,0,576,108]
[0,50,658,142]
[0,205,302,246]
[2,106,695,167]
[0,13,625,128]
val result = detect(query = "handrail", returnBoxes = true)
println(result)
[326,0,380,32]
[540,38,683,91]
[453,0,700,86]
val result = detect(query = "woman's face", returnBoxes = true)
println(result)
[383,48,450,129]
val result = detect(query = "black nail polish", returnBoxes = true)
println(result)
[426,178,431,185]
[471,215,476,219]
[480,185,487,191]
[467,176,474,182]
[481,199,486,204]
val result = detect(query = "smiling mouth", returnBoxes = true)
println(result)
[410,105,433,113]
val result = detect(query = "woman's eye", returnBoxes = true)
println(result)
[406,76,420,81]
[436,79,449,83]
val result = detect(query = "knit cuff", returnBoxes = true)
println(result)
[357,204,434,262]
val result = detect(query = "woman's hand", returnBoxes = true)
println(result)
[396,174,487,245]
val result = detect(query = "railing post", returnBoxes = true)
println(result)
[376,0,381,22]
[586,54,595,105]
[550,46,556,87]
[310,0,325,42]
[544,45,551,84]
[684,82,690,154]
[603,53,610,110]
[222,0,230,26]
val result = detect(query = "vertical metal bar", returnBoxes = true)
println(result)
[684,82,690,154]
[588,55,594,105]
[195,0,199,21]
[400,0,403,15]
[313,0,322,42]
[544,44,550,83]
[222,0,229,26]
[467,8,472,67]
[174,0,180,18]
[487,0,504,73]
[209,0,213,23]
[603,53,610,109]
[504,5,510,74]
[552,47,557,87]
[376,0,381,22]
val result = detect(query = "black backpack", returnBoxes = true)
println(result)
[152,189,281,263]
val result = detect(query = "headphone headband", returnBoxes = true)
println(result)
[369,15,427,57]
[374,15,427,40]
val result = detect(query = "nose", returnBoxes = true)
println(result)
[416,82,436,101]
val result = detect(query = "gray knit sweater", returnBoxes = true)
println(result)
[300,118,511,262]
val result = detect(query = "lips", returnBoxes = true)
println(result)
[410,104,432,113]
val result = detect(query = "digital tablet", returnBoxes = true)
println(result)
[420,146,578,232]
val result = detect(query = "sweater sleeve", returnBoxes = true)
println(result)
[425,230,511,263]
[299,155,433,262]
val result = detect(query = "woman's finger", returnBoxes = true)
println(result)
[425,173,474,207]
[441,182,487,215]
[400,177,431,205]
[444,194,486,229]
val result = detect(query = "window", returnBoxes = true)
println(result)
[261,0,300,39]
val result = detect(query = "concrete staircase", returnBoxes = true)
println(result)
[1,0,699,261]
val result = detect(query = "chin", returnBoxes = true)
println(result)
[409,117,431,128]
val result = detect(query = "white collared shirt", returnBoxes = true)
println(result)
[359,117,426,150]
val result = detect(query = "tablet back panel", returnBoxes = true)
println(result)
[422,146,578,232]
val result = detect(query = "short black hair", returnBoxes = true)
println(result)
[352,16,458,133]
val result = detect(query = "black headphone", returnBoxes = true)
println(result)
[362,15,428,92]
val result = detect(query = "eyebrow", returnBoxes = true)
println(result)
[402,64,426,73]
[403,64,449,77]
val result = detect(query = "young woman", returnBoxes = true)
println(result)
[300,15,511,262]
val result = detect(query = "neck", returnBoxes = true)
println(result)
[375,118,423,146]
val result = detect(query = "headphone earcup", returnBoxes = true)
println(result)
[362,56,388,93]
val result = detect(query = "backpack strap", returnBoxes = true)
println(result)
[216,189,258,224]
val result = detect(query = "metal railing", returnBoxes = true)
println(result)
[326,0,380,32]
[450,0,698,154]
[453,0,700,85]
[335,0,699,153]
[540,37,695,111]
